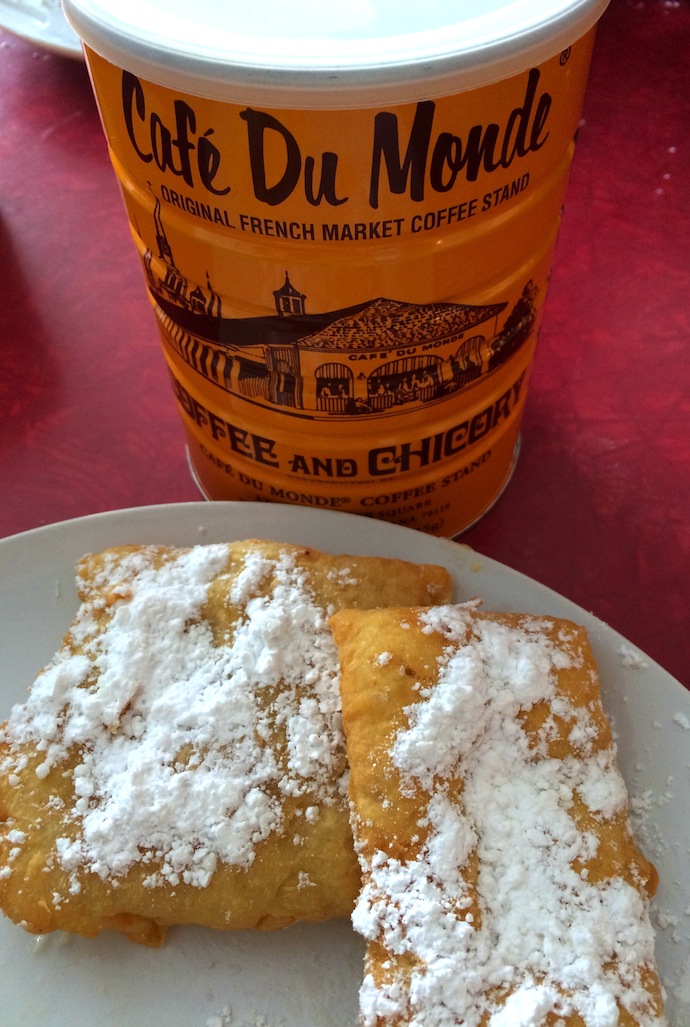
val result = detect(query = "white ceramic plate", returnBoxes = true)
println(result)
[0,0,81,58]
[1,503,688,1026]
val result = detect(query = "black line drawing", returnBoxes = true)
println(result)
[142,195,537,419]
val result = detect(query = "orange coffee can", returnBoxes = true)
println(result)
[64,0,609,536]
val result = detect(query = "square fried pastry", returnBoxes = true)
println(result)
[330,604,666,1026]
[0,540,452,946]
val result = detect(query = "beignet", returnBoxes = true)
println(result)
[0,540,452,946]
[330,604,666,1026]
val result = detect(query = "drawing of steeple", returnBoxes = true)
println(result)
[151,189,174,265]
[273,272,306,317]
[148,185,186,300]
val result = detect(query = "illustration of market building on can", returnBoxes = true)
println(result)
[143,197,538,420]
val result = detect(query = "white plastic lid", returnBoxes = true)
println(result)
[62,0,609,106]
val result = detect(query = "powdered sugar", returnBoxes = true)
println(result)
[1,544,346,889]
[353,608,664,1026]
[618,644,649,670]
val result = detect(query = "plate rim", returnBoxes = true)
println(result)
[0,0,83,59]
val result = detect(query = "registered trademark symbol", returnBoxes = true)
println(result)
[560,47,572,65]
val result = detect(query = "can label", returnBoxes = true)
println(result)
[85,33,595,535]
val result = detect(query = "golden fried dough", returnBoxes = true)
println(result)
[0,540,452,946]
[330,605,665,1026]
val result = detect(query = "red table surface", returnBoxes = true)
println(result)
[1,1,688,688]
